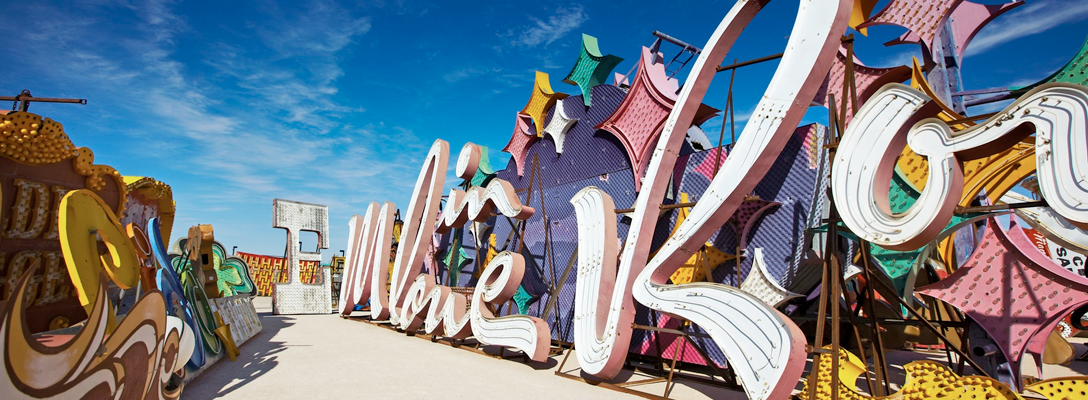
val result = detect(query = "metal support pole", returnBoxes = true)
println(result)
[715,53,784,72]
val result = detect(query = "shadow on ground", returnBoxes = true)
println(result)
[182,310,295,398]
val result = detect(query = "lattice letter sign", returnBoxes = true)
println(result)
[272,199,331,314]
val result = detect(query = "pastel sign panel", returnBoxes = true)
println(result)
[272,199,331,315]
[572,1,849,399]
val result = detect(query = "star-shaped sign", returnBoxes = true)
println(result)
[562,33,623,107]
[740,248,802,307]
[849,0,880,35]
[520,71,568,137]
[858,0,962,53]
[655,193,736,284]
[501,113,536,176]
[692,147,727,180]
[541,98,578,153]
[597,47,717,191]
[884,1,1023,60]
[917,219,1088,388]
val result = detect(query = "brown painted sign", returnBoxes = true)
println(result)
[0,111,126,332]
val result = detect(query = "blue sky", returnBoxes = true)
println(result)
[2,0,1085,262]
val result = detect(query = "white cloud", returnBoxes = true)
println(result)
[0,0,434,261]
[966,0,1088,58]
[509,5,588,47]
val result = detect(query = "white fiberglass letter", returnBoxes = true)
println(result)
[832,83,1088,250]
[571,0,849,398]
[470,251,551,362]
[388,140,449,327]
[338,202,395,318]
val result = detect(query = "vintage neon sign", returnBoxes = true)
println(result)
[1,189,193,399]
[340,142,551,361]
[832,83,1088,250]
[569,0,849,399]
[272,199,331,315]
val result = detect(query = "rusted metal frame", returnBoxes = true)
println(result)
[652,30,703,54]
[677,328,740,388]
[2,90,87,112]
[728,60,737,145]
[615,202,697,214]
[554,371,674,400]
[965,92,1014,107]
[857,244,892,396]
[956,321,972,375]
[546,219,557,294]
[616,377,668,387]
[556,346,737,400]
[807,94,842,400]
[633,324,714,340]
[556,335,742,400]
[541,219,559,324]
[713,57,738,176]
[631,323,733,386]
[838,46,888,394]
[538,248,578,337]
[627,356,739,389]
[648,308,669,371]
[944,111,1000,126]
[517,155,540,254]
[863,260,994,379]
[806,198,833,397]
[843,35,859,116]
[714,53,785,72]
[951,87,1011,97]
[499,215,519,251]
[830,249,843,400]
[556,341,576,372]
[615,195,760,214]
[651,30,702,79]
[956,200,1047,214]
[734,242,742,288]
[535,151,554,294]
[663,336,685,398]
[835,253,879,396]
[794,315,968,327]
[922,274,971,375]
[924,284,957,363]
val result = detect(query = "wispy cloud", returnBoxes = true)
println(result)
[507,5,588,47]
[443,67,503,83]
[0,0,439,259]
[875,49,918,69]
[966,0,1088,58]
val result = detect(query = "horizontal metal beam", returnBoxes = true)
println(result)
[716,53,784,72]
[652,30,701,53]
[952,87,1011,97]
[0,96,87,104]
[956,200,1048,214]
[615,195,761,214]
[965,92,1014,107]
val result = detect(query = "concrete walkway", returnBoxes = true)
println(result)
[185,298,726,399]
[185,298,1088,399]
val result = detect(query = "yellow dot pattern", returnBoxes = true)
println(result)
[0,112,79,165]
[802,347,1023,399]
